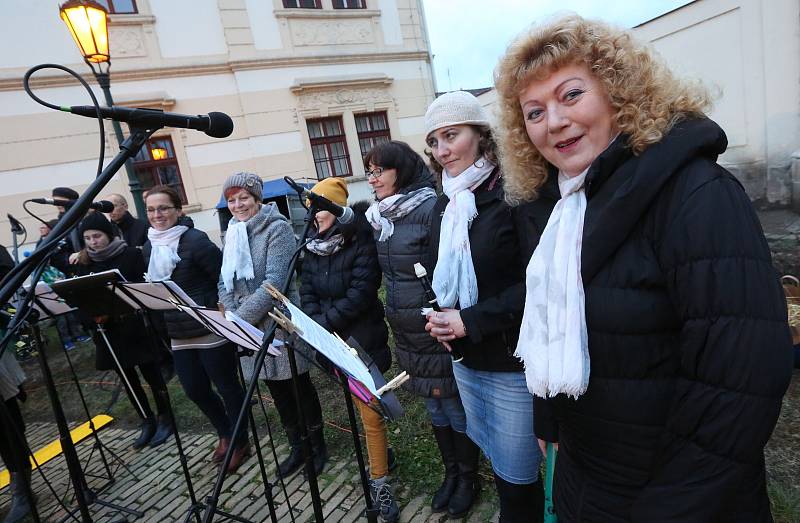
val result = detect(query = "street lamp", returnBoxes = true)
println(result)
[59,0,147,219]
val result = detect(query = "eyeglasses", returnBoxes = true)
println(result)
[145,206,176,215]
[366,167,384,179]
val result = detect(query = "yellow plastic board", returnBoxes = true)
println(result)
[0,414,114,489]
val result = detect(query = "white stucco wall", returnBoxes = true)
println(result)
[150,0,227,58]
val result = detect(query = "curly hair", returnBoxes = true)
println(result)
[424,125,500,177]
[494,14,711,205]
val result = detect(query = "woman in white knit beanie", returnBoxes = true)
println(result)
[423,91,545,521]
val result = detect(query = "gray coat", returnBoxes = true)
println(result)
[0,350,25,401]
[218,203,306,381]
[374,197,458,398]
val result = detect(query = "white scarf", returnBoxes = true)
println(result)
[221,221,254,292]
[431,157,495,308]
[146,225,189,281]
[515,170,590,399]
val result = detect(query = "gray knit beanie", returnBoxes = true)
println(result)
[424,91,490,138]
[222,172,263,201]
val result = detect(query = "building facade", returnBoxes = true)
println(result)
[0,0,436,248]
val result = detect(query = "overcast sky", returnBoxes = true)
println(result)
[420,0,694,92]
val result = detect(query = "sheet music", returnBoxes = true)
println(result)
[118,282,185,311]
[281,300,380,397]
[161,281,199,307]
[175,305,279,355]
[29,282,75,317]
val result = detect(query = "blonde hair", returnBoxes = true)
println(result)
[494,14,711,205]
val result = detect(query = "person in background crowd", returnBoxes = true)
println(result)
[217,172,326,477]
[363,141,469,517]
[423,91,544,522]
[106,193,148,248]
[496,15,793,522]
[299,177,399,522]
[75,212,174,449]
[142,185,250,473]
[0,350,32,523]
[36,219,90,350]
[49,186,81,275]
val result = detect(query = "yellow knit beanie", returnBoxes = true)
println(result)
[309,177,348,207]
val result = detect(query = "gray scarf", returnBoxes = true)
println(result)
[366,187,437,241]
[306,233,345,256]
[87,238,128,262]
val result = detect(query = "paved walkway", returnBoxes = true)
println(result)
[0,422,499,523]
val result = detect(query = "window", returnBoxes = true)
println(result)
[133,137,188,204]
[282,0,322,8]
[307,117,352,179]
[95,0,138,14]
[355,111,391,157]
[333,0,366,8]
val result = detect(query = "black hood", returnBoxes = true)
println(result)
[176,214,195,229]
[581,117,728,283]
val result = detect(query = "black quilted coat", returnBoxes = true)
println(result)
[532,118,793,522]
[299,203,390,373]
[373,173,457,398]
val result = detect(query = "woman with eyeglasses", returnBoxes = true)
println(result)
[364,141,471,518]
[142,185,249,473]
[74,212,172,450]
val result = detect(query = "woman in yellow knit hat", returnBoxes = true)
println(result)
[299,177,400,522]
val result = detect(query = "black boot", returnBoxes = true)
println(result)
[4,469,32,523]
[148,414,174,447]
[309,424,328,476]
[494,473,543,523]
[448,430,480,519]
[431,425,459,513]
[132,417,156,449]
[277,426,304,479]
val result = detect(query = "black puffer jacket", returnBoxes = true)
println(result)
[142,217,222,340]
[374,173,457,398]
[532,119,793,522]
[300,202,390,373]
[428,168,555,372]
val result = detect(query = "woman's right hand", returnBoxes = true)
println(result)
[538,438,558,457]
[68,252,80,265]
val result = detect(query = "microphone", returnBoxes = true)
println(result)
[414,262,464,362]
[61,106,234,138]
[30,198,115,213]
[283,176,354,224]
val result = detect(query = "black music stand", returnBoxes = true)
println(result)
[28,282,137,492]
[116,281,280,523]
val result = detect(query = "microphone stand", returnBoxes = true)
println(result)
[0,125,157,522]
[200,204,324,523]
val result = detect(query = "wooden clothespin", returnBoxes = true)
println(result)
[268,308,302,336]
[375,371,410,396]
[264,283,289,304]
[333,331,359,358]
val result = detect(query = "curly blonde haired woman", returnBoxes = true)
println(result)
[496,15,793,522]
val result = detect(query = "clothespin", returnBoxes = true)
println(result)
[375,371,409,396]
[268,308,302,336]
[264,283,289,304]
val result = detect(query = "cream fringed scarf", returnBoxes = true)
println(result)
[431,158,495,309]
[515,170,591,399]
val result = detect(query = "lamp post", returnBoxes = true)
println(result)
[59,0,147,219]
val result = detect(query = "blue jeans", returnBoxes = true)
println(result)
[423,395,467,433]
[452,362,541,484]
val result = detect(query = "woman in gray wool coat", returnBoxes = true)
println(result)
[217,172,327,478]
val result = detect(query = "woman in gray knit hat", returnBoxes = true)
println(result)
[217,172,327,477]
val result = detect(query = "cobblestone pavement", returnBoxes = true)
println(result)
[0,422,500,522]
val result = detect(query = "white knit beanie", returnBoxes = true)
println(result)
[424,91,490,138]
